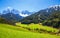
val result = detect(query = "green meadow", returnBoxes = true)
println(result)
[0,23,60,38]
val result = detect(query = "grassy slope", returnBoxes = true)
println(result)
[16,23,59,33]
[0,23,60,38]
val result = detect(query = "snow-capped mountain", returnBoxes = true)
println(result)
[0,7,34,22]
[1,8,33,17]
[21,5,60,24]
[48,5,60,11]
[42,5,60,14]
[1,9,23,22]
[49,5,60,8]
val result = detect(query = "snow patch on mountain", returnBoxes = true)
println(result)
[47,5,60,11]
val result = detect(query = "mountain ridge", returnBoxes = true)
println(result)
[21,5,60,24]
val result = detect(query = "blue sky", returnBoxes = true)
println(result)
[0,0,60,12]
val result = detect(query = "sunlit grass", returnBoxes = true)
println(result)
[0,23,60,38]
[16,23,59,33]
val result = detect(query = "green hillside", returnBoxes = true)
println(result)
[0,23,60,38]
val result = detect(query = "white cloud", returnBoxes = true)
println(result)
[19,13,29,17]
